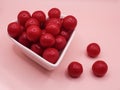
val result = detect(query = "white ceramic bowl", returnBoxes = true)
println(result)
[10,30,76,70]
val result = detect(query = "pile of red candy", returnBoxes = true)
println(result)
[7,8,108,78]
[7,8,77,64]
[68,43,108,78]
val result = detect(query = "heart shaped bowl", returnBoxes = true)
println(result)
[10,30,76,71]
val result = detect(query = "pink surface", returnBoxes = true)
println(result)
[0,0,120,90]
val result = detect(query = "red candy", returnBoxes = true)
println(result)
[48,8,61,18]
[17,11,31,26]
[45,23,60,36]
[43,48,59,64]
[40,33,55,47]
[45,18,62,28]
[7,8,109,79]
[68,61,83,78]
[18,32,31,48]
[92,60,108,77]
[32,10,46,24]
[7,8,77,64]
[25,18,39,28]
[26,25,41,42]
[31,44,43,55]
[63,15,77,31]
[87,43,100,58]
[60,30,70,41]
[55,35,66,50]
[7,22,23,38]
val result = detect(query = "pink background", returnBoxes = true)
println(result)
[0,0,120,90]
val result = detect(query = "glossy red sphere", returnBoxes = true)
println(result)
[92,60,108,77]
[68,61,83,78]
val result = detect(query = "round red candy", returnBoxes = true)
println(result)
[87,43,100,58]
[40,33,55,47]
[68,61,83,78]
[17,10,31,26]
[32,10,46,23]
[92,60,108,77]
[18,32,31,48]
[43,48,59,64]
[31,44,43,55]
[25,18,39,28]
[60,30,70,41]
[45,23,60,36]
[45,18,62,28]
[7,22,23,38]
[63,15,77,31]
[55,35,67,50]
[48,8,61,18]
[26,25,41,42]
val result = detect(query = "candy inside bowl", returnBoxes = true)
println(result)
[7,8,77,70]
